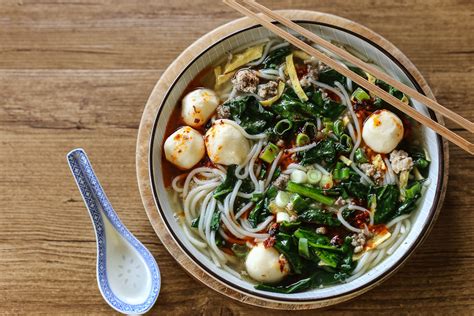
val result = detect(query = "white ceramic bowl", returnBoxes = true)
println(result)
[138,10,448,309]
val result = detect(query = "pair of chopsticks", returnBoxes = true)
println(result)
[223,0,474,155]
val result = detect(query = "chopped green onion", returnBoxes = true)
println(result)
[333,119,344,137]
[274,119,293,136]
[333,167,350,180]
[354,148,368,163]
[259,142,280,163]
[415,158,429,169]
[290,169,308,184]
[339,155,353,166]
[338,134,353,153]
[276,211,291,223]
[319,174,334,190]
[286,181,335,205]
[298,237,310,258]
[302,122,317,137]
[296,133,310,146]
[275,191,290,208]
[323,120,333,134]
[307,169,322,184]
[290,194,308,213]
[351,87,370,102]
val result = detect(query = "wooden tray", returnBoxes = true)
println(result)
[136,10,449,310]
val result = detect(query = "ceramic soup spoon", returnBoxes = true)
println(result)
[67,148,160,314]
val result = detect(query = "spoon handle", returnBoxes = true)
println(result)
[67,148,160,314]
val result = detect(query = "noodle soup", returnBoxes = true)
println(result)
[161,38,430,293]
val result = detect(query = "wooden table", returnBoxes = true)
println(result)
[1,0,472,314]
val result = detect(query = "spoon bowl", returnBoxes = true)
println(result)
[67,148,160,314]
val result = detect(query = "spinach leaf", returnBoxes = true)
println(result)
[341,181,369,200]
[210,211,221,231]
[255,269,344,294]
[300,139,337,165]
[279,221,301,233]
[262,46,292,69]
[309,90,346,120]
[274,232,305,274]
[271,93,315,121]
[272,89,345,122]
[391,181,423,219]
[248,186,278,227]
[255,276,314,294]
[213,165,238,201]
[371,184,400,224]
[294,228,331,245]
[318,68,345,86]
[222,96,275,134]
[298,209,341,227]
[191,216,200,228]
[315,249,340,268]
[373,79,407,108]
[248,199,269,228]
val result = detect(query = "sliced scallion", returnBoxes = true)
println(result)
[351,87,370,102]
[274,119,293,136]
[275,191,290,208]
[307,169,322,184]
[354,148,368,163]
[296,133,310,146]
[319,174,334,190]
[259,142,280,163]
[290,169,308,184]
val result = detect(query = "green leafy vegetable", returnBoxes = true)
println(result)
[372,184,400,224]
[274,232,304,274]
[213,165,237,201]
[191,216,200,228]
[301,140,336,165]
[210,210,221,231]
[221,96,275,134]
[262,46,292,69]
[273,119,293,136]
[298,209,341,226]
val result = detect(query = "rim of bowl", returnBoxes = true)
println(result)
[141,11,448,308]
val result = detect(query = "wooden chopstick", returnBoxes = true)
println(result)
[223,0,474,155]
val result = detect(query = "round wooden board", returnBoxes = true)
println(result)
[136,10,449,310]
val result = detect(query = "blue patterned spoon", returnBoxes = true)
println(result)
[67,148,160,314]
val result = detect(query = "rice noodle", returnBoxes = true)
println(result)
[278,64,286,80]
[286,142,317,154]
[219,119,267,140]
[256,71,280,81]
[269,41,289,52]
[265,150,283,188]
[334,81,374,186]
[313,163,329,175]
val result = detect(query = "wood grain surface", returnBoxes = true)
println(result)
[0,0,472,315]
